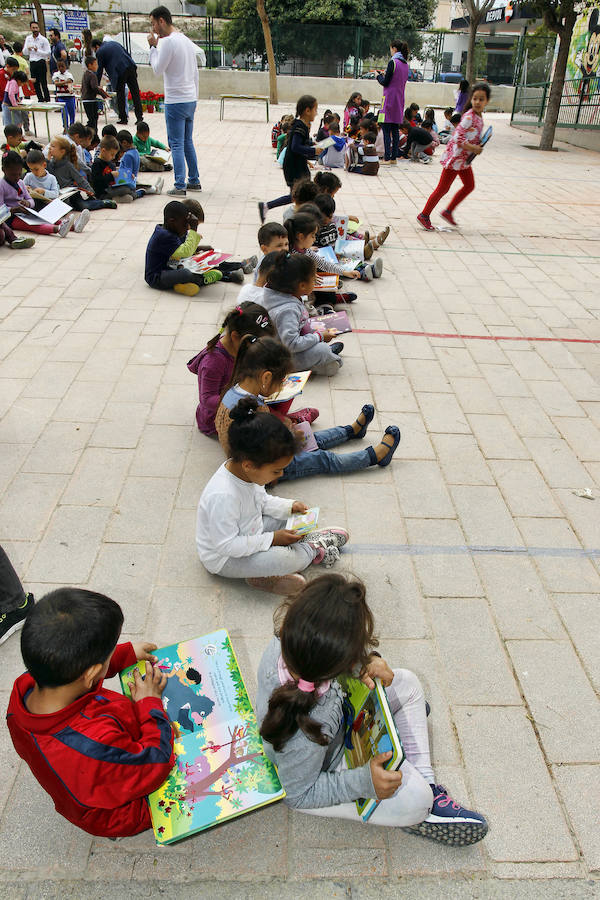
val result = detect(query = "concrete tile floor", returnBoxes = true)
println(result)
[0,101,599,895]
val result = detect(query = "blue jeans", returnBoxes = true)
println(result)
[280,425,375,481]
[58,95,76,129]
[164,101,200,189]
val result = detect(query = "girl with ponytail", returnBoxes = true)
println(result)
[214,334,401,480]
[195,397,350,595]
[256,573,488,846]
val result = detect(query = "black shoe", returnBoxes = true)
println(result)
[0,593,35,647]
[330,342,344,355]
[116,119,128,125]
[186,182,202,191]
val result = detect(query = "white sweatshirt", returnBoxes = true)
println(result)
[149,31,199,104]
[196,463,293,573]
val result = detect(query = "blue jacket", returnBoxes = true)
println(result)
[116,148,140,188]
[145,224,185,286]
[96,41,136,84]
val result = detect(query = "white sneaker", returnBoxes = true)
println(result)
[57,217,71,238]
[73,209,90,233]
[154,176,164,194]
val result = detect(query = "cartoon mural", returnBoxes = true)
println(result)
[567,7,600,99]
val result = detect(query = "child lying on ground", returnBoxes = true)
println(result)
[7,588,174,838]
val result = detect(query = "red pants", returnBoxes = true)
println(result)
[11,216,55,236]
[421,166,475,217]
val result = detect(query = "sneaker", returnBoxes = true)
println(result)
[417,213,435,232]
[405,784,488,847]
[0,593,35,647]
[315,304,335,316]
[186,182,202,191]
[288,407,319,424]
[359,266,374,282]
[73,209,91,233]
[364,240,374,261]
[440,209,458,227]
[225,268,244,285]
[303,527,349,550]
[57,217,71,238]
[174,283,200,296]
[258,201,268,223]
[334,292,357,304]
[9,237,35,249]
[371,257,383,278]
[164,164,173,171]
[154,176,165,194]
[167,187,186,197]
[116,193,134,203]
[330,341,344,355]
[241,255,258,274]
[245,574,306,595]
[103,200,118,209]
[202,269,223,286]
[116,119,129,125]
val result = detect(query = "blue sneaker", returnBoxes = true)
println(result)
[405,784,488,846]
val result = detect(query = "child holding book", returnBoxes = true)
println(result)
[116,129,164,199]
[23,149,59,203]
[187,299,276,435]
[286,211,382,284]
[47,136,115,212]
[215,335,400,480]
[1,150,78,238]
[133,120,172,172]
[196,396,350,595]
[7,588,174,837]
[170,197,257,281]
[257,573,489,845]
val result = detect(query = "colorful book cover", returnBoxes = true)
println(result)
[334,237,365,260]
[314,273,339,291]
[466,125,492,164]
[264,370,311,404]
[119,630,285,844]
[332,214,349,240]
[310,310,352,336]
[339,675,405,823]
[314,245,358,274]
[292,421,318,453]
[286,505,319,534]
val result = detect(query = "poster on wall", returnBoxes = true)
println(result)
[566,7,600,87]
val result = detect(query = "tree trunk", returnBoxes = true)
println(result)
[32,0,47,36]
[538,11,577,151]
[466,19,478,84]
[256,0,278,105]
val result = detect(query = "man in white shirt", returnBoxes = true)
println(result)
[23,20,51,102]
[148,5,200,196]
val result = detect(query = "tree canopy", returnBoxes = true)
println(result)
[222,0,435,67]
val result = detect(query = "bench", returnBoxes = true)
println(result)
[219,94,269,122]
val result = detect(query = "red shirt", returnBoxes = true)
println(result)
[7,643,174,838]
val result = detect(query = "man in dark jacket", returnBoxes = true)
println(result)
[91,38,143,124]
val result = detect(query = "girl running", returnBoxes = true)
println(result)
[417,83,491,231]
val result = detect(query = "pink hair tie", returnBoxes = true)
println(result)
[297,678,315,693]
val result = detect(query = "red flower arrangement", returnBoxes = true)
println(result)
[128,90,165,113]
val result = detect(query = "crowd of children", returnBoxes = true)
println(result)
[5,78,492,853]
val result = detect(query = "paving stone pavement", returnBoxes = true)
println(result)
[0,102,599,896]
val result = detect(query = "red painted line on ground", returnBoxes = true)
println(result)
[354,328,600,344]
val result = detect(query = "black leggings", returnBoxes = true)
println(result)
[266,193,291,210]
[0,545,26,615]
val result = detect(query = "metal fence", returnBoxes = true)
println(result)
[512,78,600,129]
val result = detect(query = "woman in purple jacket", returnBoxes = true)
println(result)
[377,40,409,165]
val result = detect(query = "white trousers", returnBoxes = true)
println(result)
[300,668,435,827]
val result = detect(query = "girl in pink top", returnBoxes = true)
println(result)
[417,83,490,231]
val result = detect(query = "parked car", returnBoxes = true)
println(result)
[408,69,423,82]
[436,72,464,84]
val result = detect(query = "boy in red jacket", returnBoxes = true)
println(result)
[7,588,174,838]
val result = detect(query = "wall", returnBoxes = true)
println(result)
[70,63,516,112]
[511,122,600,152]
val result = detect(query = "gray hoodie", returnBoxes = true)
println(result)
[256,636,375,809]
[260,287,342,376]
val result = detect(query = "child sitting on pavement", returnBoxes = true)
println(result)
[283,178,319,223]
[23,149,59,206]
[171,197,257,282]
[47,135,114,212]
[133,120,172,172]
[254,221,289,282]
[399,121,434,164]
[116,129,163,199]
[7,588,174,838]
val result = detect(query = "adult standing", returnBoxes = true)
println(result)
[23,20,51,103]
[376,39,409,165]
[49,28,68,75]
[148,6,201,196]
[91,37,143,125]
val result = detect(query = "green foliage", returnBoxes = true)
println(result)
[461,38,488,77]
[221,0,435,64]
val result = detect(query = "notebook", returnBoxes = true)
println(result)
[310,310,352,336]
[119,630,285,845]
[264,370,311,404]
[339,675,405,823]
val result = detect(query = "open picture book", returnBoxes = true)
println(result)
[310,310,352,336]
[119,630,285,845]
[179,250,231,273]
[339,675,405,823]
[263,370,311,405]
[16,197,73,225]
